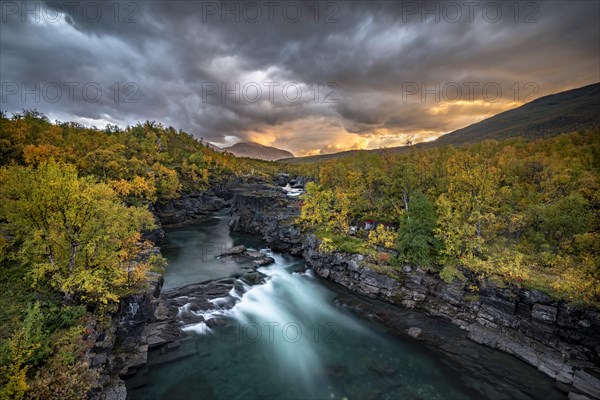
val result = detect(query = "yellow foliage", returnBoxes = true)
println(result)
[22,144,60,166]
[368,225,398,249]
[109,176,157,202]
[550,255,600,301]
[318,237,336,253]
[0,161,162,305]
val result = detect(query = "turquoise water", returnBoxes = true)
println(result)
[126,212,565,400]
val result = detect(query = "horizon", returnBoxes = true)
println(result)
[1,1,599,156]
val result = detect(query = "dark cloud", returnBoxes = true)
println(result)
[1,0,598,154]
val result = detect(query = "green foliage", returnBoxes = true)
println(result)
[26,324,99,400]
[439,266,466,284]
[314,227,372,255]
[525,192,591,250]
[0,303,45,400]
[0,111,283,200]
[318,237,336,253]
[297,182,334,228]
[397,192,440,267]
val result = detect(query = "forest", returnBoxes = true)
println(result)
[0,110,598,398]
[295,130,600,305]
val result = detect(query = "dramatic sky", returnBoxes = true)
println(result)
[1,1,599,156]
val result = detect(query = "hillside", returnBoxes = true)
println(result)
[223,142,295,161]
[435,82,600,145]
[281,82,600,163]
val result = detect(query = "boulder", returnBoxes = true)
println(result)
[407,327,423,338]
[221,245,246,256]
[573,369,600,399]
[253,256,275,267]
[532,304,558,324]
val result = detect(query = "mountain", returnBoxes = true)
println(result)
[222,142,295,161]
[434,82,600,146]
[280,82,600,163]
[206,142,222,152]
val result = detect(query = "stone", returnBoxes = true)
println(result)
[477,303,520,329]
[221,245,246,256]
[359,282,380,296]
[568,393,592,400]
[273,173,290,187]
[401,300,416,309]
[90,353,107,368]
[407,327,423,338]
[438,286,465,306]
[102,378,127,400]
[253,256,275,266]
[573,369,600,399]
[412,293,426,302]
[226,181,600,397]
[532,304,558,324]
[519,288,553,305]
[558,364,576,384]
[578,319,592,328]
[348,257,362,271]
[361,268,397,292]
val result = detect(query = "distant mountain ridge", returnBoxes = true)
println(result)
[280,82,600,163]
[435,82,600,145]
[221,142,294,161]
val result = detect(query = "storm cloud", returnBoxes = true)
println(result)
[1,0,598,155]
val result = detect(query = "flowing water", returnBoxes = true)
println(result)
[127,210,565,400]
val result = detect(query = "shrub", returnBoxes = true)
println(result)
[439,266,466,284]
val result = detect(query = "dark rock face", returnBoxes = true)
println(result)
[273,173,290,187]
[144,278,238,349]
[154,190,226,227]
[229,183,600,400]
[229,184,303,255]
[91,253,164,400]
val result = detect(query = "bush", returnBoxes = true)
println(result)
[439,266,466,284]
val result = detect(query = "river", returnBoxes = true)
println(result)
[126,209,565,400]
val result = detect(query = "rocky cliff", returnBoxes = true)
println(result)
[91,248,164,400]
[229,183,600,400]
[229,183,303,255]
[153,190,226,228]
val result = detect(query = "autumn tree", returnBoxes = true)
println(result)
[0,161,160,305]
[435,150,500,265]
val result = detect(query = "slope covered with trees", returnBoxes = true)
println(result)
[294,130,600,304]
[0,110,279,398]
